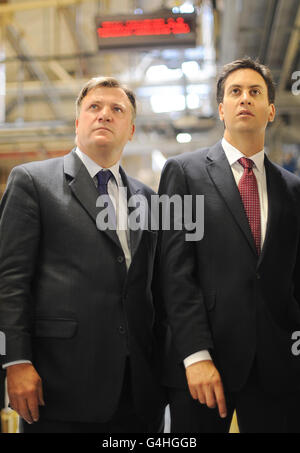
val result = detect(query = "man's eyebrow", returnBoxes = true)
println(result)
[86,99,126,107]
[86,99,101,104]
[227,84,264,90]
[112,102,126,107]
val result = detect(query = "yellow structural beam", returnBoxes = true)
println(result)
[0,0,94,15]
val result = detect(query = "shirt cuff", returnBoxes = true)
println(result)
[183,350,212,368]
[2,360,32,369]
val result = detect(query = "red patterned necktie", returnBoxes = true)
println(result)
[238,158,261,255]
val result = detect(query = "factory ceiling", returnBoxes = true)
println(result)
[0,0,299,174]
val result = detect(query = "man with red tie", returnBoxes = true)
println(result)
[156,57,300,432]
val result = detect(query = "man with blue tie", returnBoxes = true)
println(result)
[0,77,165,433]
[157,57,300,433]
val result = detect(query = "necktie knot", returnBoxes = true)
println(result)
[238,157,254,171]
[96,170,113,195]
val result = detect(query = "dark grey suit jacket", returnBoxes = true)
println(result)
[0,149,165,423]
[156,141,300,394]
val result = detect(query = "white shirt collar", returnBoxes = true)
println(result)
[75,147,120,185]
[221,137,265,173]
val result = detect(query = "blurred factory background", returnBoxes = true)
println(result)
[0,0,300,196]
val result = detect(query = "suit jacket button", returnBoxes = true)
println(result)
[117,256,124,263]
[119,326,126,335]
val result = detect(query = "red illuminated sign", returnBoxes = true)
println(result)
[98,17,190,39]
[96,11,197,50]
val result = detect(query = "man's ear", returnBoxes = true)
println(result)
[268,104,276,123]
[129,124,135,141]
[218,103,224,122]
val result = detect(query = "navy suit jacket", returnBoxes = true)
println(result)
[156,141,300,394]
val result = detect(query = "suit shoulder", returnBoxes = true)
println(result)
[165,147,214,174]
[4,158,64,196]
[270,161,300,200]
[162,147,211,177]
[126,175,156,196]
[167,147,210,167]
[272,161,300,186]
[10,156,64,179]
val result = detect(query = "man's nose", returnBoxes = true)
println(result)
[98,106,111,121]
[240,91,251,105]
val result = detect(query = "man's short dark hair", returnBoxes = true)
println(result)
[76,76,136,121]
[216,57,276,105]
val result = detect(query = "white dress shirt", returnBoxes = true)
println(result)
[183,138,268,368]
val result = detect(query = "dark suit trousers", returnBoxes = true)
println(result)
[22,360,164,433]
[168,362,300,433]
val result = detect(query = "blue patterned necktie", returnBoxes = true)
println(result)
[96,170,116,229]
[96,169,113,195]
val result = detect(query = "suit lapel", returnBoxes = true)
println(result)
[258,156,285,265]
[119,166,143,260]
[64,149,122,250]
[206,142,258,257]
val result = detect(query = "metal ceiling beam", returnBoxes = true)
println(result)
[5,74,216,97]
[278,3,300,91]
[6,24,64,120]
[48,60,74,82]
[59,6,88,76]
[258,0,278,62]
[0,0,95,14]
[219,0,241,65]
[265,0,288,65]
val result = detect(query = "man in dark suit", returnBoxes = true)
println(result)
[156,57,300,433]
[0,77,165,433]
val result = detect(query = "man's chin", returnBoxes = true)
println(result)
[234,125,257,134]
[91,139,113,150]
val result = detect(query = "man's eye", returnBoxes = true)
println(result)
[252,89,260,95]
[114,106,123,112]
[232,88,240,95]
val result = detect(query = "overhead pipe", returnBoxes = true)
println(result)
[0,0,94,15]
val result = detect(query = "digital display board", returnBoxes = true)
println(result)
[95,11,197,50]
